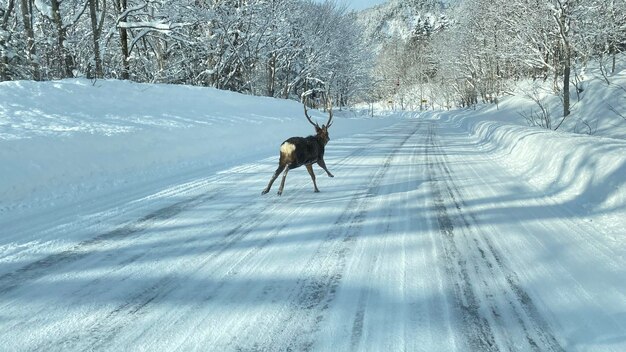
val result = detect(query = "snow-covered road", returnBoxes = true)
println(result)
[1,117,624,351]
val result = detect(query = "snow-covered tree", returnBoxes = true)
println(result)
[3,0,624,112]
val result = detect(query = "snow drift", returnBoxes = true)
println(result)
[435,103,626,236]
[468,116,626,213]
[1,78,624,238]
[0,79,392,214]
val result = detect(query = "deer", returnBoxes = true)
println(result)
[262,99,334,196]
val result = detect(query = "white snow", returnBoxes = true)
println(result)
[33,0,54,19]
[1,77,625,351]
[0,78,391,212]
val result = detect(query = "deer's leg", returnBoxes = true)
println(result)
[262,163,285,195]
[306,164,320,192]
[317,158,334,177]
[277,166,290,196]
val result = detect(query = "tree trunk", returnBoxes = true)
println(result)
[88,0,104,78]
[0,0,15,81]
[116,0,130,79]
[282,61,291,99]
[18,0,39,80]
[554,0,571,127]
[267,53,276,97]
[559,7,571,119]
[50,0,73,77]
[562,55,571,118]
[612,52,616,74]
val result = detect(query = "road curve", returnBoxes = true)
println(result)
[0,117,624,351]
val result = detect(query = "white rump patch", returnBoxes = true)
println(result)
[280,142,296,155]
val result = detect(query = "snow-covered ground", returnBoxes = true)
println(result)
[1,79,625,351]
[0,79,395,208]
[503,57,626,140]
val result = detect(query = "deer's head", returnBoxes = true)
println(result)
[304,100,333,146]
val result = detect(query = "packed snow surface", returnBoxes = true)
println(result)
[1,79,625,351]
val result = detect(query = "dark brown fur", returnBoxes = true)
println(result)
[262,104,334,196]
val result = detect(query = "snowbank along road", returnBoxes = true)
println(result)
[1,116,624,351]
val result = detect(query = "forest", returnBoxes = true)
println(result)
[0,0,625,114]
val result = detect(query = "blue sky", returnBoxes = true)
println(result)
[339,0,388,11]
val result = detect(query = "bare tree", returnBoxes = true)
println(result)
[18,0,39,79]
[551,0,573,122]
[113,0,129,79]
[0,0,16,80]
[88,0,105,78]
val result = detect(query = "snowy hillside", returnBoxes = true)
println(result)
[0,79,394,214]
[433,56,626,233]
[356,0,450,44]
[505,59,626,140]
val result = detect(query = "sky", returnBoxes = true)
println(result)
[337,0,388,11]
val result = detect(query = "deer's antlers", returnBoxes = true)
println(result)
[302,92,333,128]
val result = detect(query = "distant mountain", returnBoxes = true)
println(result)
[356,0,453,47]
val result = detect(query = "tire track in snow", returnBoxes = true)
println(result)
[425,122,564,352]
[348,229,382,351]
[0,163,265,294]
[231,123,422,351]
[340,123,425,350]
[82,130,398,351]
[1,163,274,350]
[0,191,213,296]
[156,137,391,350]
[22,129,394,351]
[44,186,305,351]
[434,125,565,352]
